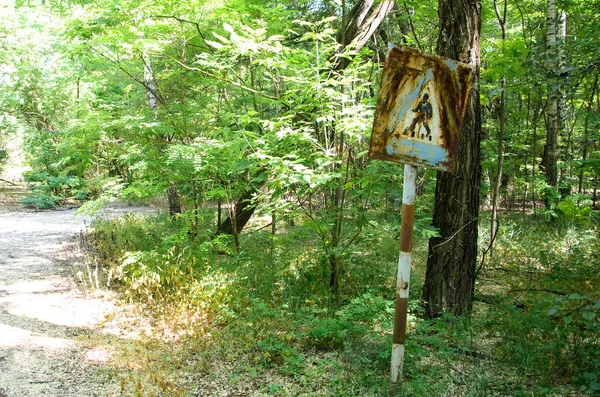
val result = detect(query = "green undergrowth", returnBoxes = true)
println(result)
[85,208,599,396]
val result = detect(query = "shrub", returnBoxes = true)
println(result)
[0,149,8,172]
[21,192,63,209]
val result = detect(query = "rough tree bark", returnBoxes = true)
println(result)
[421,0,482,318]
[167,183,182,215]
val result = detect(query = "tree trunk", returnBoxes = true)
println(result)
[541,0,560,189]
[329,131,346,295]
[217,199,222,231]
[332,0,395,71]
[421,0,482,319]
[558,11,568,186]
[531,87,542,211]
[143,53,182,215]
[168,183,182,216]
[490,0,507,252]
[578,73,598,193]
[216,189,257,235]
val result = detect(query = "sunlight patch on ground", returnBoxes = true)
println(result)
[35,241,71,255]
[0,216,83,234]
[0,291,114,328]
[1,275,70,293]
[99,306,155,340]
[82,347,114,363]
[0,323,73,349]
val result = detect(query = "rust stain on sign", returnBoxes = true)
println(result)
[369,45,473,172]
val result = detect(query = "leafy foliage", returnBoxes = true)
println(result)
[1,0,599,395]
[81,201,599,395]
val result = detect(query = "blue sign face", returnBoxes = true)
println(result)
[369,45,473,172]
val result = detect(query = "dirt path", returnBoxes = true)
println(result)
[0,205,126,396]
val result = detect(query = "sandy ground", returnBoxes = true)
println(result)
[0,200,136,396]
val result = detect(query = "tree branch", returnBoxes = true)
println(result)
[90,46,168,107]
[152,14,213,53]
[0,178,17,186]
[155,52,279,100]
[402,1,423,50]
[508,288,567,296]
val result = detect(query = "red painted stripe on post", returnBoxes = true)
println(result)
[400,204,415,253]
[393,297,409,344]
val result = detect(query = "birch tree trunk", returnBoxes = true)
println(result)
[531,88,543,211]
[542,0,560,189]
[421,0,482,318]
[557,11,569,193]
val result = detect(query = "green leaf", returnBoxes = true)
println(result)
[582,311,596,321]
[568,293,588,300]
[547,306,559,316]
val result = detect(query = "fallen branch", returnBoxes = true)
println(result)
[431,217,478,250]
[507,288,567,296]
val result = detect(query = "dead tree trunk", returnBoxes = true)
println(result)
[332,0,396,71]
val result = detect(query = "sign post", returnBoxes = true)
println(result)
[390,163,416,383]
[369,44,473,383]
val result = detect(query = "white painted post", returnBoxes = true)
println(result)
[390,164,417,383]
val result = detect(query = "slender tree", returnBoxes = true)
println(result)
[541,0,561,188]
[579,73,598,193]
[142,53,182,216]
[490,0,507,251]
[421,0,482,318]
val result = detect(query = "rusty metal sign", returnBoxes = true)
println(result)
[369,45,473,172]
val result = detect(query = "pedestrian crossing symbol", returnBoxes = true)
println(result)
[369,45,473,172]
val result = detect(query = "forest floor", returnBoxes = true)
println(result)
[0,190,289,397]
[1,184,596,396]
[0,192,151,397]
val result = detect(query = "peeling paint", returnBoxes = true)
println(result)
[370,46,473,172]
[390,343,404,382]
